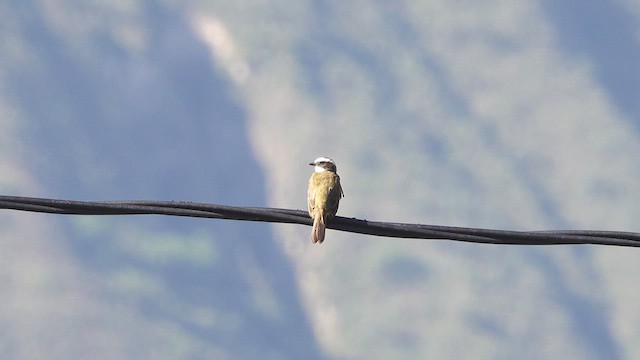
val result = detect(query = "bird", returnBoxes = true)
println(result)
[307,157,344,244]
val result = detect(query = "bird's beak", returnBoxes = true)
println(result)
[309,162,315,166]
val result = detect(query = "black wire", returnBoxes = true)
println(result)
[1,194,639,247]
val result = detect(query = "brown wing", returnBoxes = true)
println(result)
[325,173,343,217]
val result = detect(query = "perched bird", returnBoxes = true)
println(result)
[307,157,344,244]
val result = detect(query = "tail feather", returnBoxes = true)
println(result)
[312,213,326,244]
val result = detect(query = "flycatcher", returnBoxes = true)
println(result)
[307,157,344,244]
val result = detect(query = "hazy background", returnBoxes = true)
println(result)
[1,0,639,359]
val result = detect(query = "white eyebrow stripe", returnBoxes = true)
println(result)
[313,157,334,164]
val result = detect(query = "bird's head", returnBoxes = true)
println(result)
[309,157,337,173]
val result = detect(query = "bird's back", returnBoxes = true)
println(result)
[309,171,342,216]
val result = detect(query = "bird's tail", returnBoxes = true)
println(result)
[312,212,326,244]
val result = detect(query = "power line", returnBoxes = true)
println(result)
[1,194,639,247]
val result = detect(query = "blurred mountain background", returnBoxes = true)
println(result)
[1,0,639,359]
